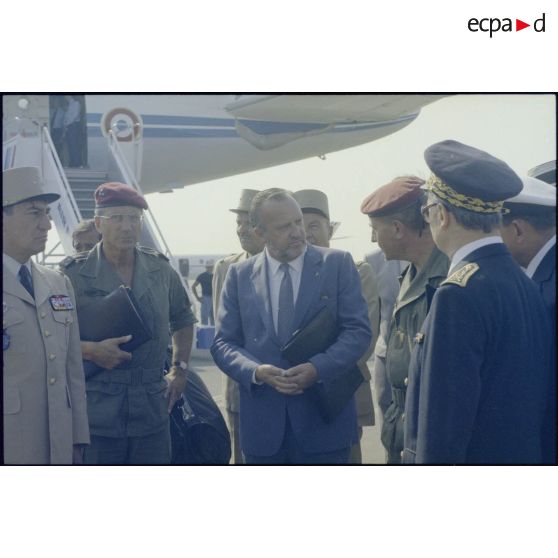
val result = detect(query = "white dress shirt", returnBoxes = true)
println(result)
[3,253,32,279]
[63,98,81,126]
[265,245,307,335]
[525,234,556,279]
[250,246,307,384]
[448,236,503,275]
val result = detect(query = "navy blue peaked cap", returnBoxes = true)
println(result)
[424,140,523,211]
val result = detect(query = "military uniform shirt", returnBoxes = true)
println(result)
[62,243,196,438]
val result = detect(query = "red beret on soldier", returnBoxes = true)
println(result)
[360,176,425,217]
[94,182,148,210]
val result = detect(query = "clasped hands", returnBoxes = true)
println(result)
[255,363,318,395]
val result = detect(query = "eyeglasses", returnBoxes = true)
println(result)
[98,214,143,225]
[420,201,440,224]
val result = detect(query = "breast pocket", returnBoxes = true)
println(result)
[4,308,24,329]
[52,310,74,347]
[3,307,25,356]
[3,386,21,415]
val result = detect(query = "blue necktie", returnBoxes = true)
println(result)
[18,265,35,298]
[277,263,295,344]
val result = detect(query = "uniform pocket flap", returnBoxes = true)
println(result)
[52,311,74,325]
[3,309,24,328]
[3,386,21,415]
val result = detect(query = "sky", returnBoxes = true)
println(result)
[141,94,556,261]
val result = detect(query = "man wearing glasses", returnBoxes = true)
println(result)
[403,140,551,464]
[62,182,196,464]
[3,166,89,464]
[360,177,448,463]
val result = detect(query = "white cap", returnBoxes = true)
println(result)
[506,176,556,207]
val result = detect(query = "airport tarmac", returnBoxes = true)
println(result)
[190,349,386,464]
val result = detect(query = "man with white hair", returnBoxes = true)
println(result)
[501,175,556,463]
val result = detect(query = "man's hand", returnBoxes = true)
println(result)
[165,367,188,413]
[82,335,133,369]
[255,364,303,395]
[283,363,319,391]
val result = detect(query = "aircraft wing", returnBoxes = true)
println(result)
[225,94,446,124]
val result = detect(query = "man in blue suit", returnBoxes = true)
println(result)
[211,189,371,464]
[402,141,552,464]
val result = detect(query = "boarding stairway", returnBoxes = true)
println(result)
[2,118,185,286]
[64,169,109,220]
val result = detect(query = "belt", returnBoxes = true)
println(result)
[92,366,163,385]
[391,387,406,408]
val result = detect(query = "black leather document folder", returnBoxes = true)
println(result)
[281,307,363,423]
[78,285,152,378]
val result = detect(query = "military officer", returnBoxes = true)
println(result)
[212,188,265,463]
[501,175,556,463]
[360,177,449,463]
[403,140,551,464]
[3,166,90,464]
[293,189,379,464]
[62,182,197,464]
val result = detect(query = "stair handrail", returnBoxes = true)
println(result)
[40,124,82,223]
[107,130,173,260]
[106,130,197,311]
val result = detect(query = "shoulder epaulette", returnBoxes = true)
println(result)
[441,263,480,287]
[59,253,88,269]
[137,245,169,261]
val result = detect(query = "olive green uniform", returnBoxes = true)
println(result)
[62,243,196,464]
[381,246,448,463]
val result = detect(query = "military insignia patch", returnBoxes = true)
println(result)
[49,295,74,311]
[3,330,10,350]
[442,263,480,287]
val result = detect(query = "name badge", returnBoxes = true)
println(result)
[49,295,74,311]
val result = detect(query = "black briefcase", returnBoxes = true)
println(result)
[77,285,152,379]
[169,369,231,465]
[281,306,364,424]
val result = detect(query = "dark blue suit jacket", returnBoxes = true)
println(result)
[210,244,371,457]
[403,243,551,464]
[532,243,556,464]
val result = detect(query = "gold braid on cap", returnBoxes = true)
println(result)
[427,174,507,214]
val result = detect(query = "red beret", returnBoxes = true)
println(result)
[94,182,148,210]
[360,176,425,217]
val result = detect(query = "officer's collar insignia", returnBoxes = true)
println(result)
[442,263,480,287]
[49,295,74,311]
[414,332,425,344]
